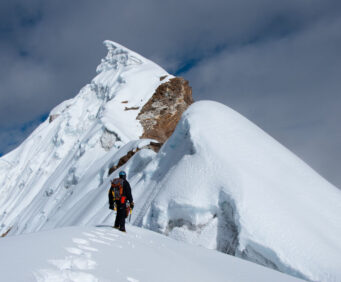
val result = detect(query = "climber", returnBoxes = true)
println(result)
[108,171,134,232]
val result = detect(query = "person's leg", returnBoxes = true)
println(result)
[114,211,120,228]
[114,213,120,228]
[117,205,126,231]
[113,201,120,228]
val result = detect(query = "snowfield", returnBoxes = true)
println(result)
[129,101,341,282]
[0,40,340,282]
[0,225,302,282]
[0,40,170,235]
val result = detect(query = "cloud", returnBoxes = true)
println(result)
[185,16,341,187]
[0,113,47,156]
[0,56,56,126]
[0,0,340,186]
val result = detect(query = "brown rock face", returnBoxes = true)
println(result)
[137,77,193,143]
[1,227,12,237]
[124,106,140,111]
[108,77,192,176]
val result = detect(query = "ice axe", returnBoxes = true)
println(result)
[129,208,132,222]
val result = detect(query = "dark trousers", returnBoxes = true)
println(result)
[114,202,126,231]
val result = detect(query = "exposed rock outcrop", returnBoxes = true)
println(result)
[108,141,162,175]
[137,77,193,143]
[108,77,192,176]
[49,114,60,123]
[100,129,121,151]
[125,106,140,111]
[1,227,12,237]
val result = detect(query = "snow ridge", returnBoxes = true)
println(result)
[0,226,302,282]
[0,40,169,237]
[97,40,144,73]
[0,41,340,282]
[124,101,341,282]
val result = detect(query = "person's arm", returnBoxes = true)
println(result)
[124,180,133,204]
[108,187,114,209]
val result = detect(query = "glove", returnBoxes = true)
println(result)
[130,202,134,209]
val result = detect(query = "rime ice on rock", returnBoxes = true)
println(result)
[96,41,143,73]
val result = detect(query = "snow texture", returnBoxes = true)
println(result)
[0,41,340,282]
[0,40,169,235]
[0,225,302,282]
[130,101,341,282]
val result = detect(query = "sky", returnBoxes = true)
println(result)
[0,0,340,188]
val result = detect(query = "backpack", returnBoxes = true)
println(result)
[110,178,125,203]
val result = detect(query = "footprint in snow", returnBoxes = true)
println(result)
[92,230,106,236]
[78,245,99,252]
[83,232,97,238]
[87,230,115,239]
[65,247,92,258]
[98,234,117,241]
[89,238,111,245]
[35,268,98,282]
[127,277,139,282]
[34,236,99,282]
[72,238,90,245]
[49,256,96,270]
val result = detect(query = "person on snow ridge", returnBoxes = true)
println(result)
[108,171,134,232]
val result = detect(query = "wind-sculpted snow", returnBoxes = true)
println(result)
[0,41,340,282]
[0,40,169,236]
[126,101,341,282]
[0,226,302,282]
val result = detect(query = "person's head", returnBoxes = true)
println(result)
[119,171,126,180]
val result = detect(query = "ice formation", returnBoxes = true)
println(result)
[0,41,340,282]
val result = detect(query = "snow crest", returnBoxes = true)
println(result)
[0,40,340,282]
[0,226,302,282]
[0,40,168,237]
[127,101,341,282]
[96,40,143,73]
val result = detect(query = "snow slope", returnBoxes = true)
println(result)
[125,101,341,282]
[0,40,170,235]
[0,40,340,282]
[0,225,302,282]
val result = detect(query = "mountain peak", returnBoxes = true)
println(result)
[96,40,144,74]
[0,40,340,282]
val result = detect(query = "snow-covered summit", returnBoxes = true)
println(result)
[0,40,170,236]
[0,41,340,282]
[127,101,341,282]
[96,40,144,73]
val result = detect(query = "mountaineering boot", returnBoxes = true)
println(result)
[113,226,119,229]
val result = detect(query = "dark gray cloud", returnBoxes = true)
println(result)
[185,16,341,187]
[0,0,340,187]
